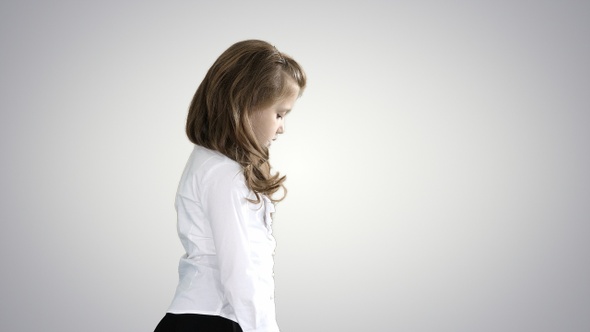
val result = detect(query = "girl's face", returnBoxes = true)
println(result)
[252,84,300,147]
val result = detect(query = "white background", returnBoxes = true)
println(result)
[1,1,589,331]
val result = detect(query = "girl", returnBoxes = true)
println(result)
[154,40,306,332]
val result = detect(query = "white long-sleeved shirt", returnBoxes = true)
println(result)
[167,145,279,332]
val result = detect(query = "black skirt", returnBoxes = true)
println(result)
[154,313,243,332]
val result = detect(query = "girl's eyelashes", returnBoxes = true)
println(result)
[277,110,290,119]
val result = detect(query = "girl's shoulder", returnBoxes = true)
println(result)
[187,145,244,185]
[192,144,233,164]
[178,145,248,201]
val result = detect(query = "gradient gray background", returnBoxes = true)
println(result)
[1,1,589,331]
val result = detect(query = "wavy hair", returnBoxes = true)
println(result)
[186,40,306,203]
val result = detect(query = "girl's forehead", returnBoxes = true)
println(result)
[275,87,300,111]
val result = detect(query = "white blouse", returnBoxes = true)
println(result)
[167,145,279,332]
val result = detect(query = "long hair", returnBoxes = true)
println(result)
[186,40,306,203]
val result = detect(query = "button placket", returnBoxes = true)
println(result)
[262,195,275,231]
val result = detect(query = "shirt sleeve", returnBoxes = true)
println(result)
[202,163,279,332]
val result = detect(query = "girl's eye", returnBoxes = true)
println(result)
[276,114,283,119]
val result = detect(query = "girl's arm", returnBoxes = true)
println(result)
[203,163,279,332]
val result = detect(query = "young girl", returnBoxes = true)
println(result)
[154,40,306,332]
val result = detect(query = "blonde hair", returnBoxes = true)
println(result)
[186,40,306,203]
